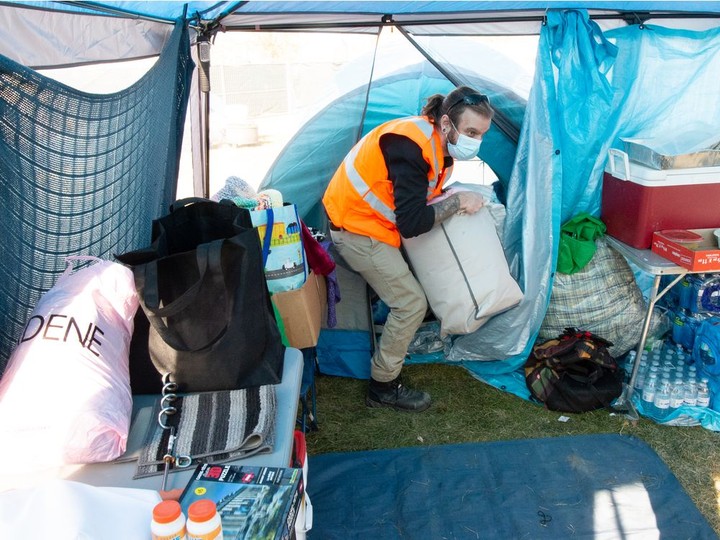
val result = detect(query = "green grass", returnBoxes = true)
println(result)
[305,363,720,535]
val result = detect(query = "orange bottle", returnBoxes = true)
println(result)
[186,499,223,540]
[151,500,187,540]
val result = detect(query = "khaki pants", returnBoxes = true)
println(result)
[330,229,427,382]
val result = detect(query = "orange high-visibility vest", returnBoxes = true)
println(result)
[323,116,450,247]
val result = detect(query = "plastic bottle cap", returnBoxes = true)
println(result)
[153,500,182,524]
[188,499,217,523]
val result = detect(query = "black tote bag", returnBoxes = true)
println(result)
[117,199,285,392]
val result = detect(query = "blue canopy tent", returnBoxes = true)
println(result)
[2,3,720,416]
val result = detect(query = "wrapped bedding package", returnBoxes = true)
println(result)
[402,205,523,336]
[0,257,138,471]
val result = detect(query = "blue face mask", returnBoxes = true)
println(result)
[447,120,482,160]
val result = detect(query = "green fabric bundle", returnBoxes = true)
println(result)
[557,213,606,274]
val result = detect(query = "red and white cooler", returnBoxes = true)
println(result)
[601,148,720,249]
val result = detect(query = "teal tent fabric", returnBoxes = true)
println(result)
[451,9,618,367]
[259,67,525,228]
[0,22,193,372]
[453,12,720,431]
[9,2,720,22]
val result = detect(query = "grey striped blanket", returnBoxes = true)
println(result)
[134,385,276,478]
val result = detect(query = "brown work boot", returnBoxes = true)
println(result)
[366,375,431,412]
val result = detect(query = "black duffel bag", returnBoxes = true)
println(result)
[524,328,623,412]
[117,198,285,393]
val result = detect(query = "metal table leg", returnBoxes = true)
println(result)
[613,272,686,420]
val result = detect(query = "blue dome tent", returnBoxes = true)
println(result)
[258,65,526,226]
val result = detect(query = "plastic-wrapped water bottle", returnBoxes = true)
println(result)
[624,350,637,384]
[648,365,659,382]
[684,377,698,407]
[634,359,648,392]
[676,359,686,374]
[678,277,693,310]
[654,378,672,419]
[661,365,673,380]
[686,275,705,313]
[683,315,700,352]
[672,313,687,348]
[642,373,658,415]
[640,351,649,368]
[669,377,685,412]
[697,378,711,408]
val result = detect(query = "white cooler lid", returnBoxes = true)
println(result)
[605,148,720,186]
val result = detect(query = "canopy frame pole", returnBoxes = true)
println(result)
[396,24,521,144]
[354,26,383,144]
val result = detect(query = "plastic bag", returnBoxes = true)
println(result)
[407,321,452,357]
[0,256,138,470]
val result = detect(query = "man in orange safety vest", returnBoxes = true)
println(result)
[323,86,494,412]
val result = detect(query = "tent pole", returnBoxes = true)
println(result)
[354,27,383,144]
[200,90,210,197]
[188,44,207,197]
[197,36,212,197]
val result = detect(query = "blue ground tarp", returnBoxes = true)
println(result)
[307,434,717,539]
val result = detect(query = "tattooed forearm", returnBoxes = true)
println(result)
[433,195,461,225]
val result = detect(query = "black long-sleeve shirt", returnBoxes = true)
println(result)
[379,133,453,239]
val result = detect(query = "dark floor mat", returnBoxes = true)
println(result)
[307,434,717,539]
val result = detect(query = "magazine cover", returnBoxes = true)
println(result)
[179,463,303,540]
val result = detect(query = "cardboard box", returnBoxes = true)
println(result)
[179,463,304,540]
[651,229,720,271]
[272,271,327,349]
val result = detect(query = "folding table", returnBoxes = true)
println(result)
[0,347,304,492]
[606,235,702,420]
